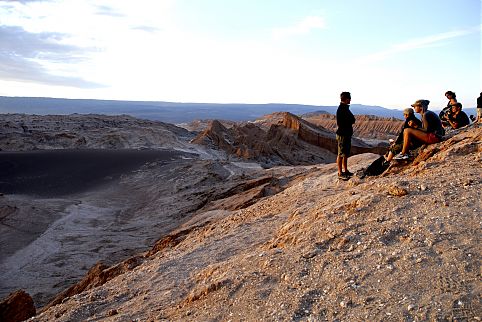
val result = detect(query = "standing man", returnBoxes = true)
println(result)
[477,92,482,123]
[336,91,355,179]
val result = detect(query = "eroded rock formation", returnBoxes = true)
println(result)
[192,113,387,166]
[303,113,404,140]
[0,114,194,151]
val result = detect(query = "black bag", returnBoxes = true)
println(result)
[364,155,390,176]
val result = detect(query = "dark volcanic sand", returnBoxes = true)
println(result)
[0,149,193,197]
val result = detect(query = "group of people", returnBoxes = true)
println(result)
[439,91,470,130]
[335,91,481,179]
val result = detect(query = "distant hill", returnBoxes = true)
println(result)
[2,96,476,124]
[0,96,407,123]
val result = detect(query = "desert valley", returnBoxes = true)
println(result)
[0,109,480,321]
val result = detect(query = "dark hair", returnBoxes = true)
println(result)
[340,91,351,100]
[445,91,456,98]
[452,102,462,109]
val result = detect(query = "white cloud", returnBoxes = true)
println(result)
[357,25,481,64]
[272,16,326,40]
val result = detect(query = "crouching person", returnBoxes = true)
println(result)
[446,102,470,129]
[385,107,422,162]
[394,99,444,160]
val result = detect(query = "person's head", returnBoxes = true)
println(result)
[411,99,430,113]
[445,91,456,99]
[451,102,462,113]
[340,91,351,104]
[403,108,414,119]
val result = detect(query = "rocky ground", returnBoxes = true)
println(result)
[0,114,480,321]
[25,124,482,321]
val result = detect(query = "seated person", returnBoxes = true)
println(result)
[385,108,422,162]
[440,90,457,126]
[394,99,444,160]
[446,102,470,129]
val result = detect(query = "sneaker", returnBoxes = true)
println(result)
[338,173,345,179]
[393,153,410,160]
[343,170,354,177]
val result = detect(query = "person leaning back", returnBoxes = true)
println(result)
[336,91,355,179]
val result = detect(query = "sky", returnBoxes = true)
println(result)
[0,0,481,110]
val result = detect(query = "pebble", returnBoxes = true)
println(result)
[420,184,427,191]
[407,304,415,311]
[107,309,118,316]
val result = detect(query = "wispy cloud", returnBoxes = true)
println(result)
[131,25,160,33]
[272,16,326,40]
[358,25,481,63]
[94,4,125,17]
[0,25,103,88]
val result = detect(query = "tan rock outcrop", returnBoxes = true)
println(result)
[192,113,387,167]
[0,290,36,322]
[192,117,337,167]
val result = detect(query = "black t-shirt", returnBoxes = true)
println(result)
[422,110,444,137]
[336,103,355,136]
[449,111,470,128]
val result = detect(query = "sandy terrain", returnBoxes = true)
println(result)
[24,124,481,321]
[0,113,480,321]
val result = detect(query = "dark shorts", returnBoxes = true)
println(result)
[336,134,351,157]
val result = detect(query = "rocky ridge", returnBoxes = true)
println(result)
[0,114,194,151]
[193,112,387,167]
[302,113,404,140]
[25,123,482,321]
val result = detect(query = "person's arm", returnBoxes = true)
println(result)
[447,116,459,129]
[420,113,429,132]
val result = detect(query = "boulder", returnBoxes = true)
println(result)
[0,290,36,322]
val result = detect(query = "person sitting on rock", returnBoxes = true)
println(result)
[394,99,444,160]
[385,107,423,162]
[440,91,457,127]
[445,102,470,129]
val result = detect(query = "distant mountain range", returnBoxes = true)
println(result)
[0,96,476,123]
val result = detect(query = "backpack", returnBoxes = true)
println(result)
[363,155,390,176]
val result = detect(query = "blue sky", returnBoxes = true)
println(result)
[0,0,480,109]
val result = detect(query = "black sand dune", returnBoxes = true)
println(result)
[0,149,193,197]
